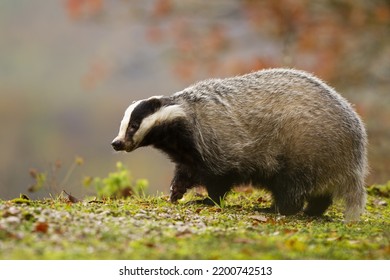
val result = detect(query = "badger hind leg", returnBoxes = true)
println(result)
[304,194,333,217]
[267,173,306,216]
[274,193,304,216]
[271,182,305,215]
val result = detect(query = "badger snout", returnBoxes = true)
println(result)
[111,139,125,151]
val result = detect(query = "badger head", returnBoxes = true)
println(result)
[111,96,186,152]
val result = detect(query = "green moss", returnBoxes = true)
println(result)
[0,187,389,260]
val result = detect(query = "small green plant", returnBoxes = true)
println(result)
[84,162,148,199]
[207,194,228,209]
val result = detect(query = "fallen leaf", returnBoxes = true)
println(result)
[250,215,268,223]
[145,242,156,248]
[34,222,49,234]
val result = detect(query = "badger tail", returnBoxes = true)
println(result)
[343,176,367,223]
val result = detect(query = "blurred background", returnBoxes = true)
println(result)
[1,0,389,199]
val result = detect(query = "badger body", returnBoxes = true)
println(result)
[112,68,368,222]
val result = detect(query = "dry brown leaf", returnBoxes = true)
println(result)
[34,222,49,234]
[250,215,268,223]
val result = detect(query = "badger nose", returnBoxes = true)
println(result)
[111,139,124,151]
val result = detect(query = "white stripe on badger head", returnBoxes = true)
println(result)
[113,96,163,143]
[113,100,143,142]
[148,95,163,100]
[133,104,187,145]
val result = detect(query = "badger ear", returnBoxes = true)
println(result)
[147,97,163,110]
[146,96,176,114]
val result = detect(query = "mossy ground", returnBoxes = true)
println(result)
[0,185,389,260]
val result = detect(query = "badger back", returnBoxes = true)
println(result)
[173,69,367,177]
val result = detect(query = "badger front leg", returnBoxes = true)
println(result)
[169,165,199,202]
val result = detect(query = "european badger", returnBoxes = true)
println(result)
[111,68,368,222]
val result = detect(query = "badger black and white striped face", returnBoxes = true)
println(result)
[111,96,186,152]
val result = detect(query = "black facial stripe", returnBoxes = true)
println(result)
[126,98,163,136]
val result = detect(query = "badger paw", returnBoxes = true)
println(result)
[169,184,186,203]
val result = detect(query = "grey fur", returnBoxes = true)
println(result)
[113,68,368,222]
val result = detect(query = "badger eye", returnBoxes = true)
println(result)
[129,123,139,131]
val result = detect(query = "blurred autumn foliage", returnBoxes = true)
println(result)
[66,0,103,20]
[61,0,390,184]
[65,0,390,85]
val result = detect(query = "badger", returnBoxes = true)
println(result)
[111,68,368,222]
